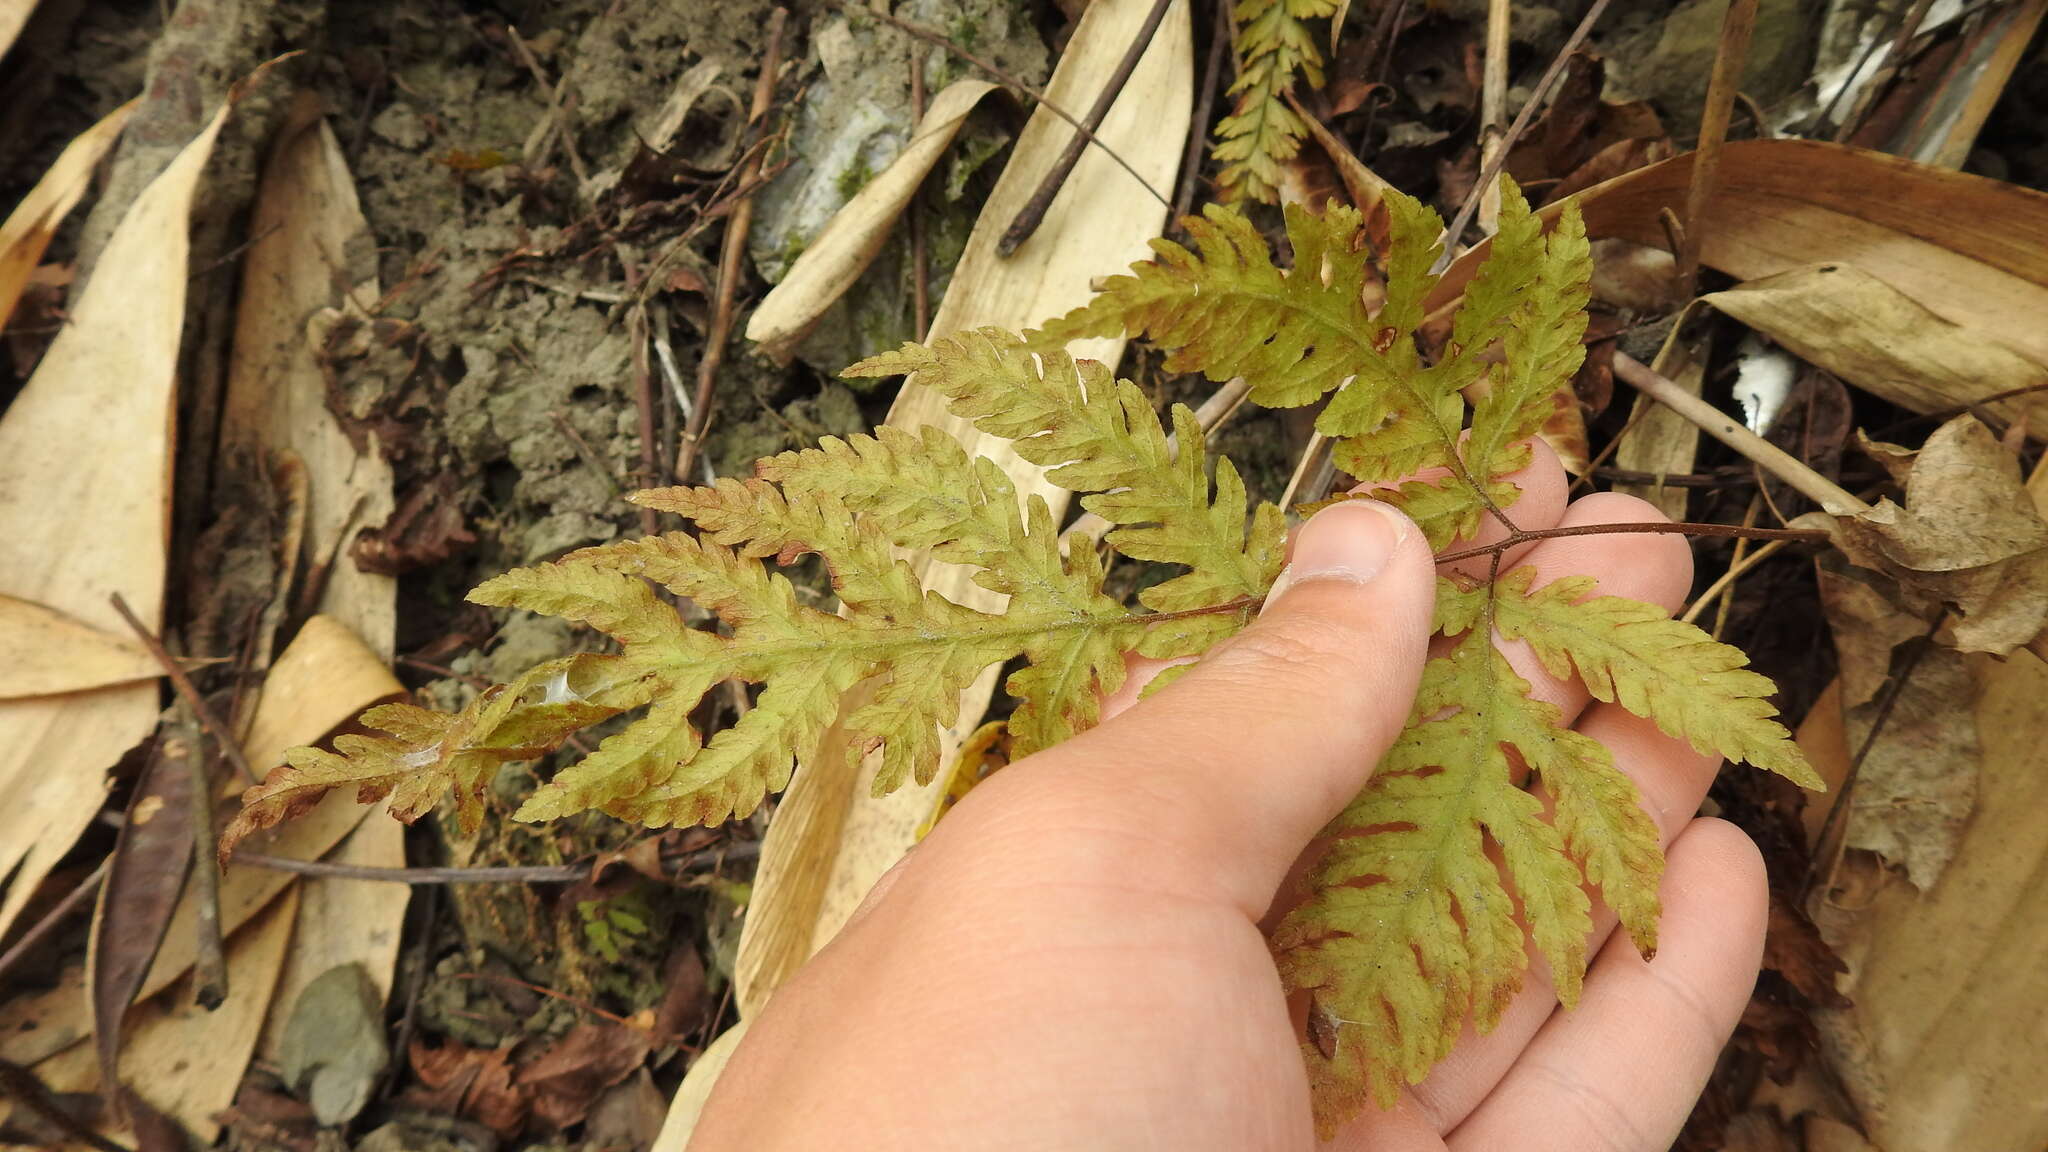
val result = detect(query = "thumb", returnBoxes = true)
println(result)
[1039,499,1438,916]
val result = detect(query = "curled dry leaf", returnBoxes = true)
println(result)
[0,594,161,698]
[0,99,134,330]
[1704,264,2048,432]
[744,79,1003,358]
[1825,415,2048,654]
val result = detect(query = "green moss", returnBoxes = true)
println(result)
[835,157,876,200]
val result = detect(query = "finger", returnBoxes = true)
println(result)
[972,499,1438,919]
[1446,819,1768,1152]
[1104,441,1577,720]
[1404,704,1722,1130]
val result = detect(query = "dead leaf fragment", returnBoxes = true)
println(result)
[0,95,237,941]
[745,79,1002,357]
[277,963,389,1126]
[1705,264,2048,432]
[1830,415,2048,654]
[0,594,162,698]
[517,1023,654,1131]
[0,100,135,330]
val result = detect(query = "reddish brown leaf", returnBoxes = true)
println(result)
[516,1023,654,1131]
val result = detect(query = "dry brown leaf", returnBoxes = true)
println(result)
[1815,565,1933,710]
[745,79,1002,358]
[407,1040,526,1137]
[0,594,161,698]
[1810,652,2048,1152]
[0,97,235,941]
[732,0,1193,1031]
[1843,647,1980,890]
[0,616,400,1070]
[1704,264,2048,431]
[0,100,134,331]
[0,0,38,62]
[222,100,396,663]
[1829,415,2048,655]
[88,714,197,1100]
[1432,139,2048,369]
[517,1023,654,1131]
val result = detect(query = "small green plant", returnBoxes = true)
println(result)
[1215,0,1339,203]
[223,179,1817,1132]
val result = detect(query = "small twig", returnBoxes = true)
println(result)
[1611,352,1869,513]
[909,54,931,339]
[676,6,789,484]
[1476,0,1512,233]
[0,856,109,986]
[551,410,625,497]
[508,24,592,185]
[1434,0,1615,269]
[1171,0,1231,232]
[1432,520,1828,567]
[171,712,228,1009]
[233,838,760,885]
[451,972,641,1030]
[999,0,1175,255]
[1712,493,1764,638]
[835,0,1170,208]
[0,1058,131,1152]
[1805,621,1939,899]
[1676,0,1760,297]
[110,594,261,788]
[629,307,657,534]
[1681,537,1786,626]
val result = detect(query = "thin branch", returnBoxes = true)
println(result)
[0,856,109,986]
[1434,0,1615,269]
[1682,532,1787,625]
[999,0,1175,254]
[110,593,261,786]
[676,6,790,484]
[233,838,761,885]
[909,54,931,339]
[1676,0,1759,296]
[834,0,1170,208]
[1171,0,1231,231]
[1433,519,1829,567]
[1476,0,1512,233]
[1611,351,1869,514]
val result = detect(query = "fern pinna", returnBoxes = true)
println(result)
[1216,0,1339,203]
[223,178,1818,1133]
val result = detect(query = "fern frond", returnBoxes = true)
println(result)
[1488,567,1825,790]
[1215,0,1341,203]
[846,329,1284,617]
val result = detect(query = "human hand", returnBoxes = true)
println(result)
[691,440,1767,1151]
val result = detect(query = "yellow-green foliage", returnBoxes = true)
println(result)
[1216,0,1340,203]
[224,179,1818,1134]
[1038,178,1819,1131]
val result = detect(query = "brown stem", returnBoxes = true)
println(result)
[628,304,660,535]
[1433,520,1829,566]
[1434,0,1615,268]
[234,838,760,885]
[1676,0,1759,297]
[110,593,259,786]
[676,6,789,484]
[909,55,931,340]
[998,0,1175,255]
[834,0,1170,207]
[1171,0,1231,231]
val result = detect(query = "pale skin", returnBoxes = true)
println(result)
[693,440,1768,1150]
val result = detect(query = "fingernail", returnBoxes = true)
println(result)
[1261,500,1410,615]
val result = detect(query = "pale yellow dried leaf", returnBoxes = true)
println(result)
[1812,652,2048,1152]
[0,593,160,698]
[0,99,133,330]
[0,616,398,1069]
[744,79,1001,357]
[0,99,233,940]
[1435,139,2048,367]
[223,100,396,662]
[1705,264,2048,432]
[730,0,1191,1032]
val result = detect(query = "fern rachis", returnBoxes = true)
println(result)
[224,178,1818,1135]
